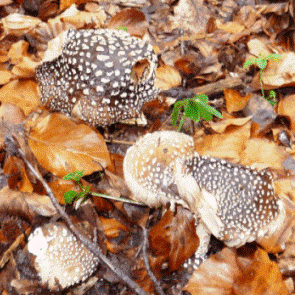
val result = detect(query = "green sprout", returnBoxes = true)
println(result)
[117,26,128,32]
[63,170,145,206]
[243,53,282,106]
[171,94,222,131]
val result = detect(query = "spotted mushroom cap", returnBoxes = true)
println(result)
[36,28,159,126]
[27,222,99,291]
[123,131,201,210]
[184,153,283,247]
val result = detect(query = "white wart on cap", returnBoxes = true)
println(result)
[27,222,99,291]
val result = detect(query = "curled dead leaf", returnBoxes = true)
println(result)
[0,13,41,39]
[155,65,182,91]
[184,247,288,295]
[108,8,148,38]
[0,186,57,222]
[0,80,40,116]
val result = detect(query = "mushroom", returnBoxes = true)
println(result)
[181,153,285,248]
[123,131,201,211]
[36,28,159,126]
[123,131,286,266]
[26,222,99,291]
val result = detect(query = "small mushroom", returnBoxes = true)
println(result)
[26,222,99,291]
[36,28,159,126]
[123,131,286,265]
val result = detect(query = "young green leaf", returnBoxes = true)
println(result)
[63,170,84,182]
[64,190,78,204]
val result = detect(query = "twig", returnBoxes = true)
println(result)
[162,76,245,100]
[7,136,149,295]
[141,227,165,295]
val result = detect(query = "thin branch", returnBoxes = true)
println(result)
[8,136,149,295]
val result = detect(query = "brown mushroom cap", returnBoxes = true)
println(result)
[184,153,285,247]
[27,222,99,290]
[36,28,159,126]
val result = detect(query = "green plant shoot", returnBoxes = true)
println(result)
[243,53,282,105]
[117,26,128,32]
[171,94,222,131]
[63,170,145,206]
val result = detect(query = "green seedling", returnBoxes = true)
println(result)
[243,53,282,106]
[63,170,145,206]
[117,26,128,32]
[171,94,222,132]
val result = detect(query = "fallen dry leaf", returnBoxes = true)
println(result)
[27,112,113,178]
[0,80,40,115]
[0,70,12,85]
[241,138,288,170]
[0,13,41,39]
[208,115,252,134]
[184,247,288,295]
[278,94,295,133]
[0,186,57,221]
[3,156,33,193]
[224,89,251,113]
[155,65,182,91]
[149,207,199,272]
[194,120,251,162]
[108,8,148,38]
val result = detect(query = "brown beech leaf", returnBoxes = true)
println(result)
[184,247,288,295]
[149,207,198,272]
[0,70,12,85]
[0,102,26,125]
[208,114,252,134]
[0,13,41,39]
[108,8,148,38]
[98,216,130,253]
[27,112,113,178]
[0,186,57,222]
[155,65,182,91]
[194,120,251,162]
[61,9,106,29]
[224,89,251,113]
[0,80,40,116]
[278,95,295,133]
[3,156,33,193]
[241,138,288,170]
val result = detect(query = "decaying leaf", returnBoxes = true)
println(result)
[0,80,40,116]
[224,89,251,113]
[0,186,57,221]
[184,247,288,295]
[26,112,113,177]
[108,8,148,38]
[155,65,182,91]
[149,207,199,272]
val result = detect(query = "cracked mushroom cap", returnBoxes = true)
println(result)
[123,131,201,210]
[184,153,285,248]
[36,28,159,126]
[27,222,99,291]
